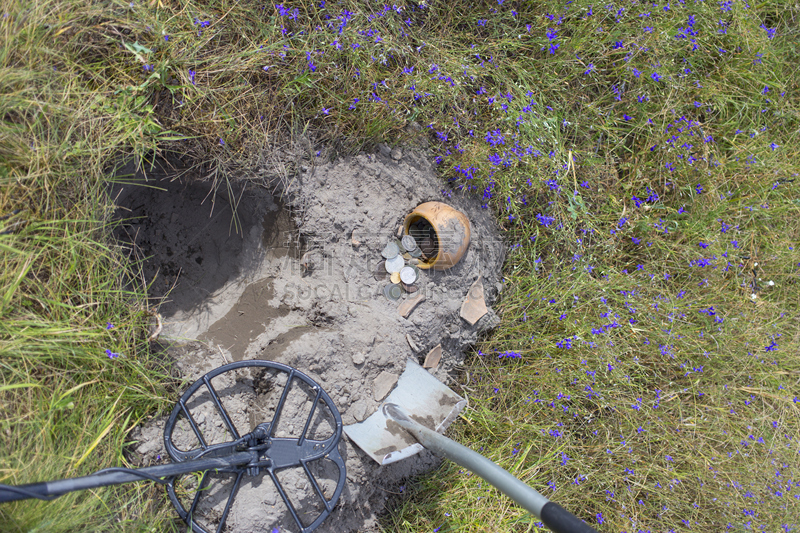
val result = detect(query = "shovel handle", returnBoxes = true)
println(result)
[384,404,598,533]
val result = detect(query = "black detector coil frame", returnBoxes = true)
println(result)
[0,361,346,533]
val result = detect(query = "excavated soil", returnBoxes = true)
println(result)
[112,146,505,533]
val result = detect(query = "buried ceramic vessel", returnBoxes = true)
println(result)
[403,202,471,270]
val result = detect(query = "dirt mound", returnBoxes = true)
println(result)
[114,146,505,532]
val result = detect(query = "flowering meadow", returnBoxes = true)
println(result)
[1,0,798,531]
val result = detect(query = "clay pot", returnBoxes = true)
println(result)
[403,202,471,270]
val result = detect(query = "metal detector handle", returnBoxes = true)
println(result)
[384,404,598,533]
[0,451,254,504]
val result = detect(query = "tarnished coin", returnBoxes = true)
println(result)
[373,260,389,281]
[381,242,400,259]
[385,254,405,273]
[384,284,402,301]
[400,266,417,285]
[390,271,402,284]
[401,234,417,252]
[409,246,422,258]
[402,282,418,293]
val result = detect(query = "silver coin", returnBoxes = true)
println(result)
[384,284,402,301]
[385,255,405,273]
[401,234,417,252]
[409,246,422,258]
[381,242,400,259]
[400,266,417,284]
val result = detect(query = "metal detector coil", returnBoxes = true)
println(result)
[0,360,346,533]
[164,360,346,533]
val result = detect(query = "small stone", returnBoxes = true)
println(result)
[423,344,442,369]
[350,400,369,422]
[391,147,402,161]
[406,333,419,352]
[460,276,488,325]
[378,143,392,157]
[352,352,365,365]
[398,291,425,318]
[373,371,399,401]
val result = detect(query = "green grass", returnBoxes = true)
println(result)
[1,0,799,531]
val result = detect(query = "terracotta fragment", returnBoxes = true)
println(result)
[423,344,442,369]
[398,291,425,318]
[460,276,488,325]
[373,371,399,401]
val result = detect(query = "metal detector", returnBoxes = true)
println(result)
[0,360,346,533]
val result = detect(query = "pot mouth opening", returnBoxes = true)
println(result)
[405,215,439,264]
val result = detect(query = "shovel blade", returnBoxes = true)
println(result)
[344,358,466,465]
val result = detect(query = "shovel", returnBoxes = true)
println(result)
[344,359,598,533]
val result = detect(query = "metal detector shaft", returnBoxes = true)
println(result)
[0,451,254,504]
[384,404,598,533]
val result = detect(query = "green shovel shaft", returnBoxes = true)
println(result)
[384,404,598,533]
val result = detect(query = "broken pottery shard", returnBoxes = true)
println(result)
[460,276,488,325]
[423,344,442,369]
[398,291,425,318]
[406,333,419,353]
[373,371,399,402]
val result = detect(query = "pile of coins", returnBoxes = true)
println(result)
[376,234,422,301]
